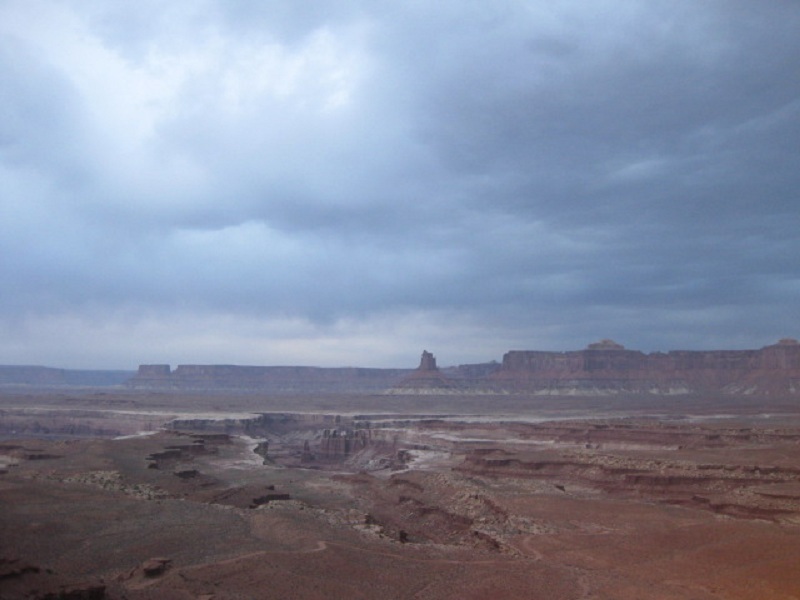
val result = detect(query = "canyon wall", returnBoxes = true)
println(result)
[129,364,410,392]
[389,350,460,392]
[127,339,800,396]
[493,339,800,395]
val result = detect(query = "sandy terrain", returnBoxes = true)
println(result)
[2,389,800,599]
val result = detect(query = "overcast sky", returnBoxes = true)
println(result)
[1,1,799,369]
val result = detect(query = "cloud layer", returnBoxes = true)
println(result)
[2,1,799,368]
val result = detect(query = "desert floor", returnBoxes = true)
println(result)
[2,389,800,599]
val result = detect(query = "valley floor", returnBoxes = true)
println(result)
[2,390,800,599]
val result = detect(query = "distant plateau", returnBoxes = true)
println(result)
[3,338,800,396]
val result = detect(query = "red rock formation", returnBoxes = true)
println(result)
[419,350,437,370]
[126,339,800,396]
[318,429,371,459]
[391,351,458,392]
[492,339,800,395]
[129,364,172,388]
[442,361,502,380]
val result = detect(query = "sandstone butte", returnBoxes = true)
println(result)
[127,338,800,396]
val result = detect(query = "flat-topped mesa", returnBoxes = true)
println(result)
[137,364,172,378]
[127,364,173,388]
[124,338,800,395]
[494,338,800,395]
[758,338,800,369]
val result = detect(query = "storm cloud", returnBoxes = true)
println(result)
[1,1,799,368]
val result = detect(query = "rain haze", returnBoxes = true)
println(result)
[1,1,799,369]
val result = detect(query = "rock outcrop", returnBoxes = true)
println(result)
[389,351,459,393]
[318,429,372,460]
[491,338,800,395]
[126,339,800,396]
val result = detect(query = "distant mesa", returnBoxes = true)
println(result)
[137,364,171,378]
[418,350,438,371]
[123,338,800,396]
[7,336,790,397]
[388,350,459,393]
[586,339,625,350]
[494,338,800,396]
[127,363,411,393]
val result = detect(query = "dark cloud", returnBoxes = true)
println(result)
[0,1,798,367]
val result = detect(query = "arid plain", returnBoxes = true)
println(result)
[3,387,800,600]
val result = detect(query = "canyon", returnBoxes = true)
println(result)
[2,342,800,598]
[2,386,800,599]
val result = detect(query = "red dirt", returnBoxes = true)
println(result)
[2,390,800,599]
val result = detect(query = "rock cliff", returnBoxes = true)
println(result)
[388,351,459,393]
[492,339,800,395]
[318,428,371,460]
[127,339,800,396]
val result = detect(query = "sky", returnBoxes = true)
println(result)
[1,1,799,369]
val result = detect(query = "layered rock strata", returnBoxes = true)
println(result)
[389,351,460,393]
[128,339,800,395]
[129,364,410,392]
[493,338,800,395]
